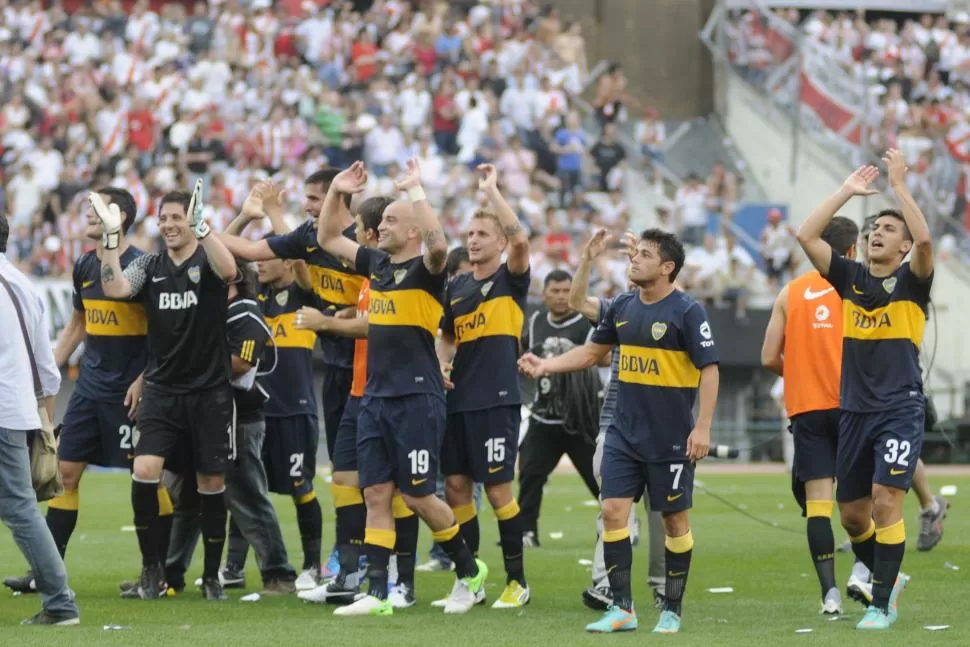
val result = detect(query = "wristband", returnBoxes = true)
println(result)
[407,186,427,203]
[102,232,120,250]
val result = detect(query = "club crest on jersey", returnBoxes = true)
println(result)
[188,266,201,284]
[882,277,897,294]
[651,322,667,340]
[275,291,289,307]
[393,269,407,285]
[481,281,494,297]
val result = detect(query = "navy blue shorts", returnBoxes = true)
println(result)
[58,391,134,468]
[262,415,318,497]
[836,403,924,503]
[321,366,353,458]
[441,406,520,484]
[791,408,839,482]
[600,442,693,513]
[357,394,445,497]
[332,396,361,472]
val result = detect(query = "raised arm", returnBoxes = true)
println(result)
[884,149,933,279]
[187,180,238,282]
[796,166,879,277]
[760,285,788,377]
[477,163,529,275]
[317,162,367,265]
[396,158,448,275]
[89,194,135,298]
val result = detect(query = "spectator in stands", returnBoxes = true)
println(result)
[590,123,626,192]
[635,106,665,189]
[675,172,710,246]
[706,160,738,225]
[760,207,796,292]
[553,111,586,206]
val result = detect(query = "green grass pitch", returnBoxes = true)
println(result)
[0,469,967,646]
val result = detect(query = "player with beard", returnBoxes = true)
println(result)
[796,152,933,630]
[520,229,719,635]
[218,170,363,583]
[2,188,166,595]
[317,160,486,617]
[93,182,239,600]
[436,164,531,608]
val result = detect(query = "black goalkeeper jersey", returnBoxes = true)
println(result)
[123,245,231,393]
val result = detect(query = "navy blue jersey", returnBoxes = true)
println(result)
[825,249,932,412]
[266,220,365,369]
[356,246,445,398]
[72,247,148,402]
[591,290,719,462]
[443,264,530,412]
[226,298,274,423]
[257,281,321,417]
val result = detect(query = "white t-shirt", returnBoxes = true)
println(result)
[675,185,709,227]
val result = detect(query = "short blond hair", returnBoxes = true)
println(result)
[470,210,505,238]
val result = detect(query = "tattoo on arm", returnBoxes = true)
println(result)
[423,228,445,250]
[503,223,523,239]
[101,265,115,283]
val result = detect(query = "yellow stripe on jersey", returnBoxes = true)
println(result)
[265,313,317,350]
[618,345,700,388]
[452,295,525,344]
[82,300,148,336]
[239,340,255,363]
[308,266,364,306]
[368,289,443,335]
[842,300,925,346]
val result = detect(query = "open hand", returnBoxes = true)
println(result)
[583,229,612,261]
[332,161,369,195]
[840,165,880,197]
[394,158,423,192]
[882,148,908,187]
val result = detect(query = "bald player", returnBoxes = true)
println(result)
[317,160,485,617]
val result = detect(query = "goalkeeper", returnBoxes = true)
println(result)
[95,181,240,601]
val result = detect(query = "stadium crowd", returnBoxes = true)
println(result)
[724,6,970,255]
[0,0,661,302]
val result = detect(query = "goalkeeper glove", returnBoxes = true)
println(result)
[187,178,211,240]
[89,192,123,250]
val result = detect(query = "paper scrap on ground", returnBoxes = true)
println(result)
[707,587,734,593]
[578,559,593,566]
[940,485,957,496]
[582,500,599,508]
[795,629,813,634]
[120,525,135,532]
[103,625,129,630]
[564,505,573,512]
[944,562,960,571]
[240,593,261,602]
[549,531,563,540]
[924,625,950,631]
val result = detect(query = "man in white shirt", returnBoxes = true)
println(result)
[0,214,80,626]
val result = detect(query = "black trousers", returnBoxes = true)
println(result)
[517,420,599,536]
